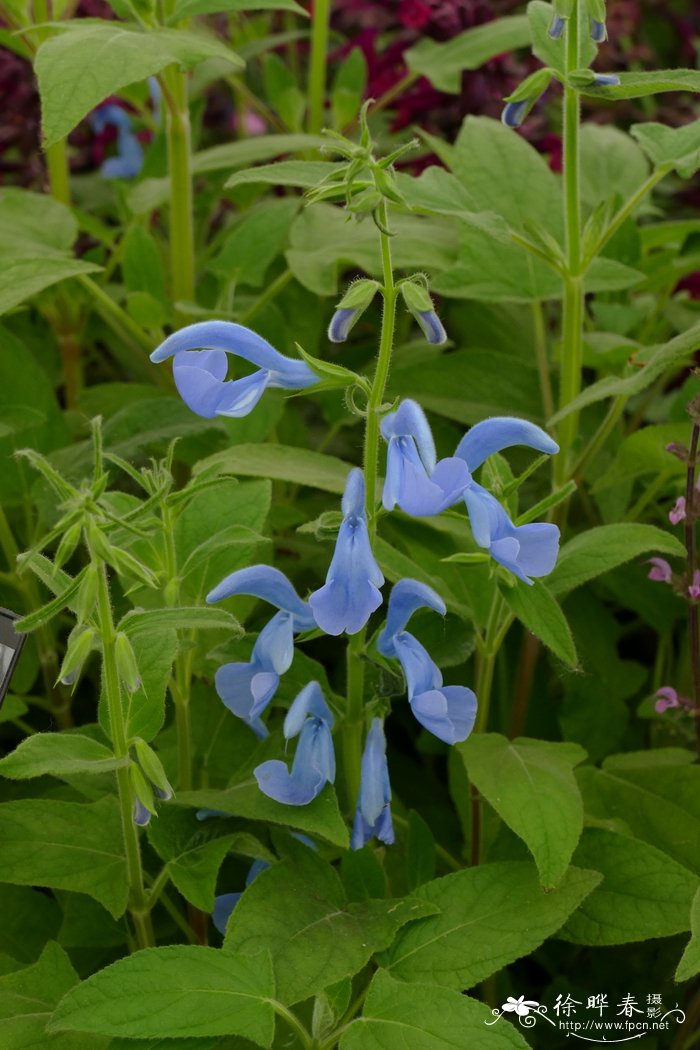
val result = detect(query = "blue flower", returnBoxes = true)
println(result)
[90,104,144,179]
[309,469,384,635]
[378,579,477,745]
[381,400,471,517]
[592,73,620,86]
[150,321,318,419]
[254,682,335,805]
[414,310,447,345]
[207,566,315,736]
[454,417,560,584]
[352,719,394,849]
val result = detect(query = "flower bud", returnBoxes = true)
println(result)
[58,626,95,688]
[400,281,447,345]
[75,563,99,623]
[549,0,574,37]
[586,0,607,41]
[134,738,174,802]
[328,280,380,343]
[501,68,554,129]
[55,522,82,570]
[115,632,141,693]
[129,762,156,826]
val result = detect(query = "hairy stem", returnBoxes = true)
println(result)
[307,0,332,134]
[554,11,583,491]
[164,69,196,309]
[96,560,154,949]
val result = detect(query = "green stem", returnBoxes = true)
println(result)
[239,269,293,325]
[45,139,70,205]
[531,300,554,420]
[343,200,397,811]
[473,591,511,734]
[588,166,669,264]
[571,395,626,478]
[554,11,583,490]
[270,1002,314,1049]
[162,503,193,791]
[307,0,331,134]
[95,560,154,949]
[164,69,196,308]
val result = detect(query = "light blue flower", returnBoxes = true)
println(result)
[378,579,477,745]
[454,417,560,584]
[592,73,620,86]
[309,469,384,635]
[150,321,318,419]
[352,719,394,849]
[133,799,151,827]
[90,104,144,179]
[381,400,471,517]
[207,566,315,736]
[549,14,565,38]
[254,682,335,805]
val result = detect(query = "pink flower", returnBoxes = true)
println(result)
[655,687,694,714]
[647,557,673,584]
[655,687,681,713]
[669,496,687,525]
[689,570,700,600]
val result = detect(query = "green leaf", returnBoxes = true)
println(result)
[461,735,586,888]
[36,22,243,147]
[0,796,128,917]
[340,970,532,1050]
[677,887,700,981]
[501,579,578,668]
[49,947,275,1045]
[177,781,349,848]
[208,199,298,289]
[382,862,601,988]
[404,15,531,94]
[119,607,242,636]
[560,828,699,945]
[549,322,700,422]
[581,68,700,102]
[0,941,94,1050]
[14,568,86,632]
[631,121,700,178]
[581,755,700,875]
[548,523,686,596]
[147,809,242,912]
[0,256,101,318]
[0,188,78,255]
[285,204,458,296]
[225,160,337,191]
[0,887,61,964]
[170,0,306,21]
[194,443,351,494]
[225,843,436,1005]
[580,124,651,208]
[592,423,688,493]
[0,733,124,779]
